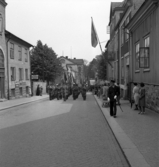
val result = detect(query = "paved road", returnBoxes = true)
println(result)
[0,93,130,167]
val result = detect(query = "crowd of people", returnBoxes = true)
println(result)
[93,80,146,118]
[35,80,146,117]
[36,85,43,96]
[132,82,145,114]
[47,83,87,102]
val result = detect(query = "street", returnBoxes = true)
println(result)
[0,93,129,167]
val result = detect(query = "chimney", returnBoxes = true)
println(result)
[74,57,76,59]
[65,56,68,59]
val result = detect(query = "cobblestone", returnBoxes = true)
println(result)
[0,94,129,167]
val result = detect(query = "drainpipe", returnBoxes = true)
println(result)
[6,34,11,100]
[117,27,120,84]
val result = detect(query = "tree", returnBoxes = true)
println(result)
[30,40,63,83]
[96,53,107,80]
[87,50,108,81]
[87,58,98,79]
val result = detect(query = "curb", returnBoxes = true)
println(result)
[94,95,151,167]
[0,97,49,111]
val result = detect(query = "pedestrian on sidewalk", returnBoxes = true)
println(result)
[138,82,146,114]
[107,80,118,118]
[132,83,140,110]
[116,83,120,105]
[36,85,40,96]
[40,86,43,96]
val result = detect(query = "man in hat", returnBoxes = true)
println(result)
[107,80,119,118]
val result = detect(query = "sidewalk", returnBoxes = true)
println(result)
[94,95,159,167]
[0,94,49,111]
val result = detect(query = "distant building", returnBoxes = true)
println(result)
[59,56,85,86]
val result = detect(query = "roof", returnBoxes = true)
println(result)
[68,59,84,65]
[126,0,158,31]
[109,1,124,25]
[59,56,84,65]
[5,30,33,48]
[112,2,124,10]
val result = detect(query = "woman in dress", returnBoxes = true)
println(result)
[132,83,140,110]
[138,82,146,114]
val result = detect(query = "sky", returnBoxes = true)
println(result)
[6,0,122,62]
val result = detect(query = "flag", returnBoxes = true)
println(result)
[91,18,98,47]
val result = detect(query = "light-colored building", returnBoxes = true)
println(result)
[59,56,85,86]
[0,0,7,99]
[5,30,33,99]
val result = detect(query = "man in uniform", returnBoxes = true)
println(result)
[72,84,78,100]
[81,84,87,100]
[107,80,119,118]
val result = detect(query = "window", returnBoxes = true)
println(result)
[10,43,14,59]
[18,46,22,61]
[25,69,29,80]
[19,68,23,81]
[144,36,150,68]
[25,49,28,62]
[139,36,150,68]
[125,17,129,41]
[19,87,23,96]
[121,58,124,78]
[0,14,3,34]
[135,42,140,70]
[11,67,16,81]
[121,25,124,45]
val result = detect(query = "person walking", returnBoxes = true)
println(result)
[132,83,140,110]
[138,82,146,114]
[107,80,119,118]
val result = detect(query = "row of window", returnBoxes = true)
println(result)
[121,16,130,45]
[11,67,29,81]
[10,43,28,62]
[11,86,30,97]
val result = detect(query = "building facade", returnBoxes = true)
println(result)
[5,31,33,99]
[106,1,124,83]
[59,56,85,86]
[127,0,159,112]
[0,0,7,99]
[107,0,145,99]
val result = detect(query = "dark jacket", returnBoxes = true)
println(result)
[107,85,118,102]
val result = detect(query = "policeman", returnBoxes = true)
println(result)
[107,80,118,118]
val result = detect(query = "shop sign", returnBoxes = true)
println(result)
[32,75,38,80]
